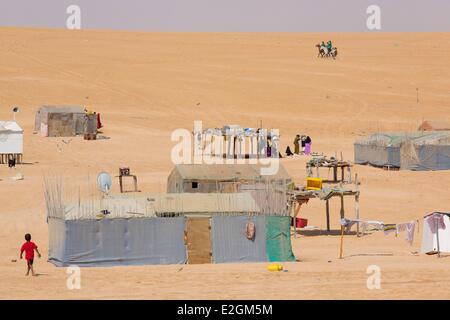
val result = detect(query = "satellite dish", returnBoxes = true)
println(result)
[12,107,19,121]
[97,172,112,194]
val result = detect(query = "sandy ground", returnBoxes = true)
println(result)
[1,28,450,299]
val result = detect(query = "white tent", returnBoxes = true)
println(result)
[0,121,23,154]
[421,212,450,255]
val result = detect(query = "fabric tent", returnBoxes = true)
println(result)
[418,120,450,131]
[354,132,450,170]
[0,121,23,154]
[35,105,85,137]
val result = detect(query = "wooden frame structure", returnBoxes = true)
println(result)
[288,175,361,237]
[307,155,353,184]
[195,126,279,160]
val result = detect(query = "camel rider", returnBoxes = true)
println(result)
[327,40,333,52]
[321,41,326,48]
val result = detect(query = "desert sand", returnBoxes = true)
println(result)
[1,28,450,299]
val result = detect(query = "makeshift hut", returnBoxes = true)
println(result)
[167,163,292,215]
[421,212,450,255]
[46,191,295,267]
[35,105,86,137]
[418,120,450,132]
[0,121,23,164]
[354,132,450,170]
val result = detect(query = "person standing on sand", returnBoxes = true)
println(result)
[20,234,41,276]
[294,134,300,154]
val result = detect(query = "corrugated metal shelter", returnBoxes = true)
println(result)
[167,163,292,215]
[0,121,23,164]
[47,191,295,267]
[35,105,86,137]
[354,132,450,170]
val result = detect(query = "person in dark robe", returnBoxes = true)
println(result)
[266,136,272,157]
[286,146,294,156]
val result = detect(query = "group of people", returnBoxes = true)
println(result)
[320,40,333,52]
[286,134,312,156]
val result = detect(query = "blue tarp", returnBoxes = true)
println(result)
[211,215,267,263]
[48,217,187,267]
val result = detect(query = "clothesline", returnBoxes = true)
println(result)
[340,217,419,245]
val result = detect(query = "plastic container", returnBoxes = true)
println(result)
[267,264,283,272]
[298,218,308,228]
[291,217,308,228]
[306,177,323,190]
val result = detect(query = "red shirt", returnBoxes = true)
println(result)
[21,241,37,260]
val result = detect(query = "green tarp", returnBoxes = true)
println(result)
[266,216,296,262]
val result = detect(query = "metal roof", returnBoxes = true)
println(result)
[355,132,450,147]
[172,163,291,181]
[39,105,85,114]
[0,121,23,133]
[62,193,261,220]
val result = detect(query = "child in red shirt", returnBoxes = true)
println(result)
[20,234,41,276]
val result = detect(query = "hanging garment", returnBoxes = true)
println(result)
[396,221,416,245]
[360,221,384,234]
[340,218,356,232]
[426,213,446,234]
[383,224,397,236]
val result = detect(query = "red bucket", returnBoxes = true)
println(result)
[291,217,308,228]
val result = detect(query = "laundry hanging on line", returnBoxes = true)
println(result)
[340,218,418,245]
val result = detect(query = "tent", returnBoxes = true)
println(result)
[418,120,450,132]
[354,132,450,170]
[35,105,86,137]
[421,212,450,255]
[0,121,23,164]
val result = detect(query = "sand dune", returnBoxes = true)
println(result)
[1,28,450,299]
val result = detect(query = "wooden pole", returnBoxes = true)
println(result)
[326,199,330,232]
[339,225,344,259]
[355,174,360,236]
[293,202,301,238]
[340,194,345,219]
[348,166,352,184]
[436,217,441,258]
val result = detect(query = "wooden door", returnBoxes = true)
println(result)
[186,217,212,264]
